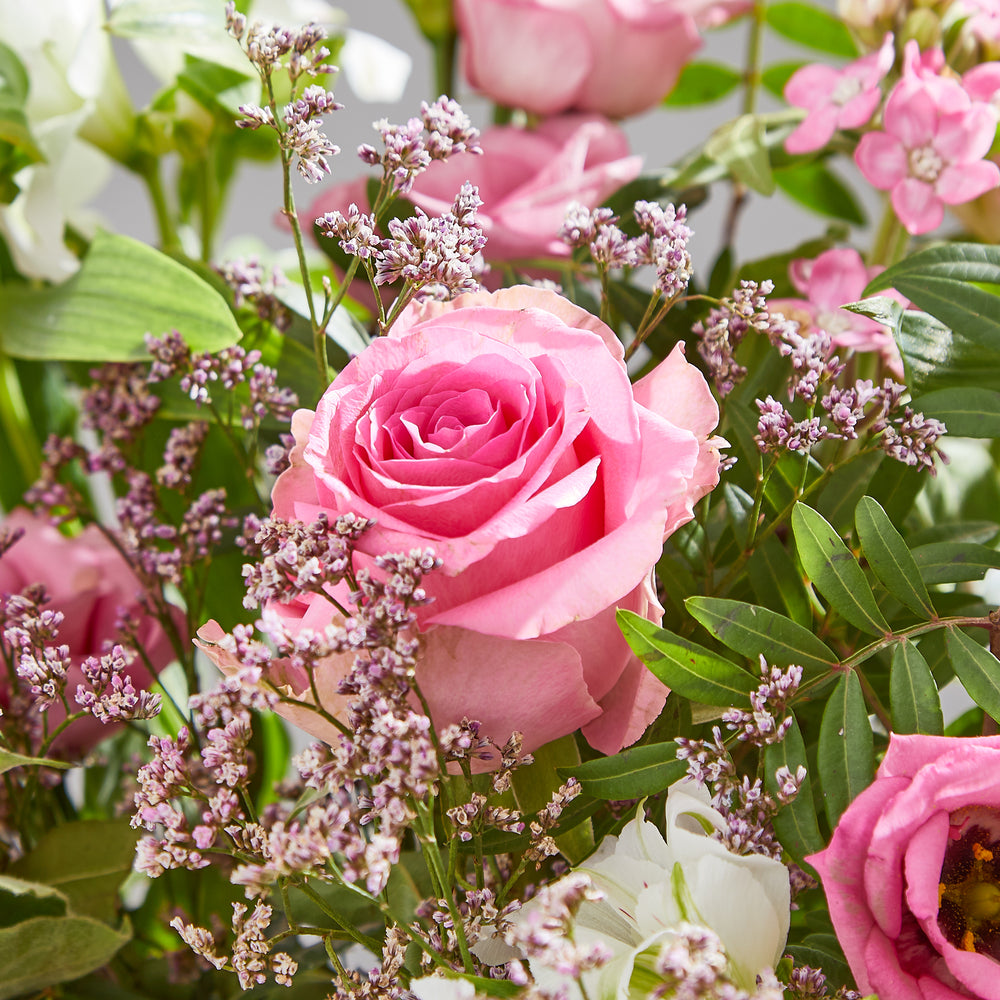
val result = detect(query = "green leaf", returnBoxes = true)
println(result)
[0,876,68,928]
[792,503,890,636]
[761,61,807,98]
[813,450,883,535]
[0,914,131,999]
[663,62,743,106]
[786,942,853,993]
[617,610,755,707]
[764,716,825,866]
[559,742,687,801]
[0,749,72,776]
[864,454,925,525]
[747,535,813,628]
[913,387,1000,437]
[911,541,1000,583]
[818,671,874,828]
[855,496,935,618]
[908,521,1000,547]
[766,2,859,56]
[775,161,866,225]
[890,642,944,735]
[176,55,258,115]
[704,114,776,195]
[843,294,904,331]
[894,308,1000,393]
[945,628,1000,720]
[0,231,242,361]
[10,820,140,923]
[685,596,838,677]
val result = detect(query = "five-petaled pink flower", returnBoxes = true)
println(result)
[784,34,895,154]
[854,68,1000,234]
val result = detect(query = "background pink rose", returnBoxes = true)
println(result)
[0,508,176,754]
[809,732,1000,1000]
[230,285,723,756]
[454,0,704,118]
[307,115,641,284]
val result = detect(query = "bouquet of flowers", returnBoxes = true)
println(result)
[3,1,1000,998]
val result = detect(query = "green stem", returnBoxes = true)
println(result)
[295,880,383,952]
[137,158,181,254]
[431,29,458,98]
[742,0,767,117]
[868,199,909,269]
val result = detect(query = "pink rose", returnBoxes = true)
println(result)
[207,286,723,756]
[809,732,1000,1000]
[0,508,177,754]
[454,0,704,118]
[307,116,641,280]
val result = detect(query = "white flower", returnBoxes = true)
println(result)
[530,780,791,1000]
[0,0,133,280]
[410,977,482,1000]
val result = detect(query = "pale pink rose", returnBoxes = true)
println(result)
[0,508,177,754]
[854,47,1000,234]
[783,34,894,154]
[204,286,724,756]
[771,248,904,374]
[306,116,641,276]
[454,0,704,118]
[809,733,1000,1000]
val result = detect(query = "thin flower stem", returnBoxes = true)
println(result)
[856,667,892,731]
[295,879,383,952]
[868,199,909,269]
[137,157,181,253]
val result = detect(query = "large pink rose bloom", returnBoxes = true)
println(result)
[809,733,1000,1000]
[454,0,705,118]
[235,286,722,755]
[0,508,176,754]
[307,116,641,276]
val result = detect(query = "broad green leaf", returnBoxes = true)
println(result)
[0,749,72,776]
[792,503,890,636]
[908,521,1000,547]
[704,114,776,195]
[766,2,859,56]
[0,231,242,361]
[913,387,1000,437]
[893,308,1000,393]
[617,610,754,708]
[176,55,258,115]
[911,541,1000,583]
[855,497,935,618]
[843,294,904,331]
[664,62,743,106]
[11,820,139,923]
[786,941,853,993]
[764,716,825,866]
[866,241,1000,291]
[818,671,874,828]
[559,742,687,801]
[890,642,944,735]
[514,735,593,864]
[775,161,866,225]
[685,596,837,677]
[0,914,131,999]
[747,534,812,628]
[946,628,1000,720]
[761,61,807,98]
[0,876,67,928]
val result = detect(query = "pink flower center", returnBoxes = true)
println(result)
[939,810,1000,959]
[909,144,944,183]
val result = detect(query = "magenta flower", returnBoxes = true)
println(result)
[855,73,1000,234]
[784,34,894,154]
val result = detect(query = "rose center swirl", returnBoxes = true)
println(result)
[938,812,1000,958]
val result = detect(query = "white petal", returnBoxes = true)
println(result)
[339,29,412,103]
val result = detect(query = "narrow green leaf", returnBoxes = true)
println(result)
[945,628,1000,720]
[813,450,883,534]
[818,672,875,828]
[0,231,242,361]
[617,610,754,708]
[0,914,131,1000]
[663,61,742,106]
[855,497,935,618]
[911,541,1000,583]
[747,534,812,628]
[785,942,853,993]
[0,749,72,776]
[913,388,1000,437]
[764,716,825,866]
[908,521,1000,547]
[766,2,859,56]
[864,454,925,525]
[723,481,755,543]
[890,642,944,735]
[761,61,807,98]
[685,596,837,677]
[775,161,866,225]
[704,114,775,195]
[10,820,139,923]
[792,503,890,636]
[559,742,687,801]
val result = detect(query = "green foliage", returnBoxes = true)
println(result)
[761,61,807,97]
[913,388,1000,437]
[945,628,1000,721]
[765,2,859,56]
[663,62,743,106]
[817,672,874,828]
[0,749,72,776]
[911,541,1000,583]
[764,717,825,866]
[774,160,866,225]
[0,231,243,361]
[560,743,687,801]
[890,642,944,735]
[704,114,776,195]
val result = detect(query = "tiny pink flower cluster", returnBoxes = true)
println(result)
[785,37,1000,233]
